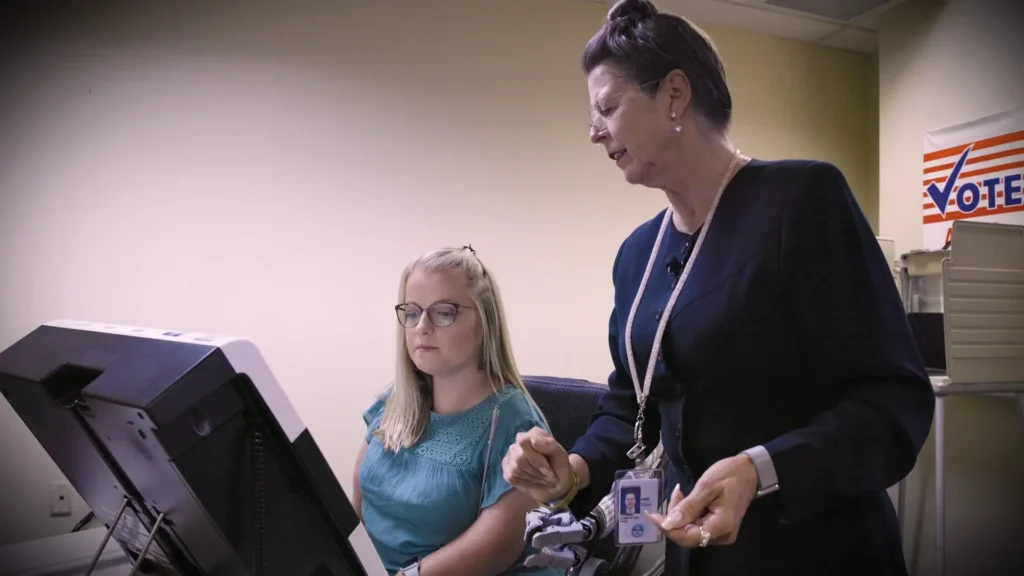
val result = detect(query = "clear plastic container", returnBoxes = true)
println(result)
[901,250,949,313]
[906,275,944,313]
[901,249,950,371]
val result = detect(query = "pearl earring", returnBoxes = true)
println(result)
[674,125,682,133]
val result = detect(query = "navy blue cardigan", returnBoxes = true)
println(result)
[568,159,934,575]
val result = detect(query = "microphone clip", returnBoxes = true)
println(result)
[666,255,683,278]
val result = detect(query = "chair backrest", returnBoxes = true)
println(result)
[522,376,607,449]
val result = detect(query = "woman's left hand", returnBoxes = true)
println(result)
[647,454,760,548]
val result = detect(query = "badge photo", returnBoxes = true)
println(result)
[613,469,665,547]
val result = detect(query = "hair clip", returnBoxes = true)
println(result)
[462,244,476,255]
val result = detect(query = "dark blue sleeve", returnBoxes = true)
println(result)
[568,244,663,518]
[762,162,935,523]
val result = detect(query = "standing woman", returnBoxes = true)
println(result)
[501,1,935,575]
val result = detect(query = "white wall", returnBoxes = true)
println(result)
[878,0,1024,575]
[0,0,878,553]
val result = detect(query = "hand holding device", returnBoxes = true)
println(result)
[502,427,574,504]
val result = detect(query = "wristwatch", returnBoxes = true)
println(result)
[400,559,420,576]
[741,446,780,498]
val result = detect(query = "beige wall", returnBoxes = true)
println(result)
[701,21,880,228]
[878,0,1024,575]
[0,0,877,552]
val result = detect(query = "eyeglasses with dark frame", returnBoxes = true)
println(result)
[395,302,475,328]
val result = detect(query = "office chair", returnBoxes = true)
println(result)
[523,376,652,576]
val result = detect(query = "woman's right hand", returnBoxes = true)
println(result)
[501,427,574,504]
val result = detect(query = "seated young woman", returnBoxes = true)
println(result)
[353,246,562,576]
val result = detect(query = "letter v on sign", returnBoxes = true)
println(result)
[926,145,973,218]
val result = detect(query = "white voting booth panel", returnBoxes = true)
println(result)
[896,221,1024,576]
[939,222,1024,385]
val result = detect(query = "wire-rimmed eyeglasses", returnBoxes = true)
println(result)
[588,79,663,132]
[395,302,474,328]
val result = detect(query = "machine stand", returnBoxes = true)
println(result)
[84,496,130,576]
[128,513,165,576]
[82,497,166,576]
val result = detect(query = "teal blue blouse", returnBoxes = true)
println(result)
[359,385,561,576]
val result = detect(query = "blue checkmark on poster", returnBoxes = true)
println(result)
[926,145,973,218]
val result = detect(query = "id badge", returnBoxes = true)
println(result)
[612,468,665,547]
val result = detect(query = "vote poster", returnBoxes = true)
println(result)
[922,106,1024,250]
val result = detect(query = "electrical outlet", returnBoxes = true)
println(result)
[50,481,73,517]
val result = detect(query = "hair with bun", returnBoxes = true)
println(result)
[584,0,732,131]
[607,0,658,21]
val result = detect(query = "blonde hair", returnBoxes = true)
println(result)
[374,246,548,452]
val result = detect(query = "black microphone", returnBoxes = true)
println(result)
[665,254,683,278]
